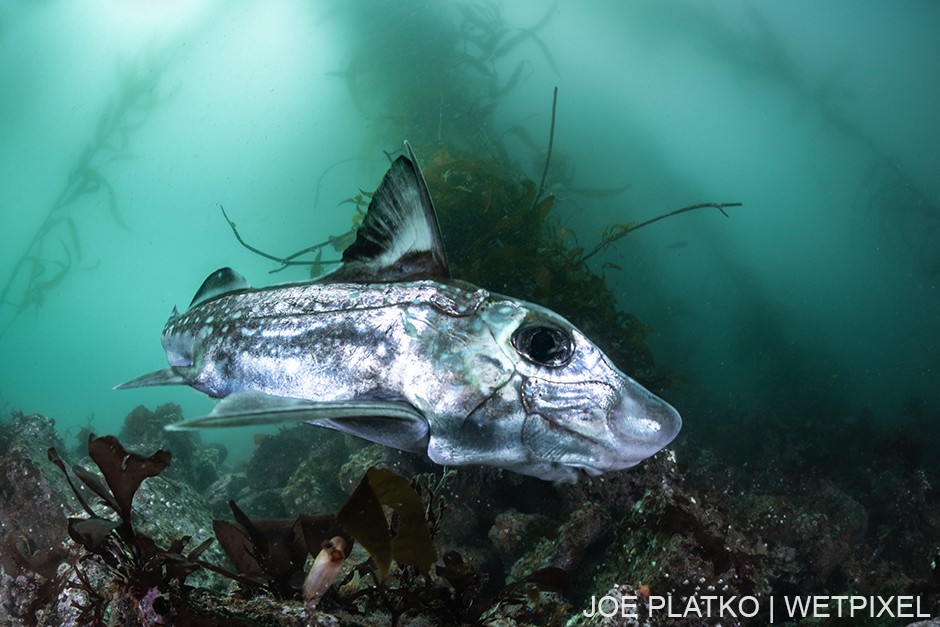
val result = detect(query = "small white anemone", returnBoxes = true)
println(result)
[303,536,348,617]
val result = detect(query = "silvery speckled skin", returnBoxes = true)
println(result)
[119,145,680,483]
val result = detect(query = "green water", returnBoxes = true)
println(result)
[1,0,938,467]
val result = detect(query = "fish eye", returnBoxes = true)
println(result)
[511,324,573,367]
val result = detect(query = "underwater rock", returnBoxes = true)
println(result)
[740,481,868,584]
[120,403,176,443]
[805,483,867,581]
[237,426,339,518]
[283,441,363,515]
[283,456,342,515]
[488,509,554,566]
[203,471,249,519]
[3,401,935,626]
[234,487,291,519]
[246,426,343,491]
[579,583,649,627]
[336,442,423,495]
[432,465,564,550]
[552,505,611,573]
[123,467,227,591]
[0,415,85,625]
[565,451,778,625]
[508,503,609,583]
[119,403,221,493]
[0,414,73,563]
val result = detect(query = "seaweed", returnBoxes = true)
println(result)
[210,501,349,599]
[861,156,940,279]
[644,1,940,280]
[207,4,745,394]
[336,466,436,581]
[334,546,571,626]
[319,0,557,156]
[577,201,743,264]
[119,403,221,493]
[0,532,73,626]
[0,53,175,339]
[19,432,578,624]
[205,466,437,625]
[319,466,571,626]
[47,434,213,625]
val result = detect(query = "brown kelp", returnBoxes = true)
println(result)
[320,0,558,155]
[0,54,174,339]
[210,501,349,599]
[17,418,568,625]
[336,467,436,581]
[47,435,214,625]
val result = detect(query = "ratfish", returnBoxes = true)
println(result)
[117,144,680,483]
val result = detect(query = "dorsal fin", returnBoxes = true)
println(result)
[324,142,450,283]
[189,267,250,309]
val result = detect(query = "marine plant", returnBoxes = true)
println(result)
[4,421,589,624]
[120,403,221,493]
[209,462,574,625]
[862,157,940,279]
[336,466,436,581]
[47,434,214,625]
[0,54,173,339]
[197,3,746,398]
[320,0,558,155]
[209,499,349,599]
[306,466,571,626]
[0,532,73,626]
[332,547,571,626]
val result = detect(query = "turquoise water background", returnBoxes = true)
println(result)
[1,1,938,462]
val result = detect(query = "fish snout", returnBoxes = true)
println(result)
[518,376,680,475]
[608,379,682,466]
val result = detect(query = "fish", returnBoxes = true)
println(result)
[117,143,681,483]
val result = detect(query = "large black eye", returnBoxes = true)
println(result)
[511,324,574,367]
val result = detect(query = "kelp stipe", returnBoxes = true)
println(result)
[0,55,174,339]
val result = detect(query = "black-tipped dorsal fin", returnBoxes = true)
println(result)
[189,267,250,309]
[324,143,450,283]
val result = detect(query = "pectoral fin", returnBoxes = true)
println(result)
[166,391,430,453]
[114,368,187,390]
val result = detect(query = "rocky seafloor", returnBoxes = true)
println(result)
[1,400,938,626]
